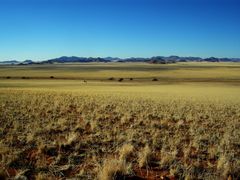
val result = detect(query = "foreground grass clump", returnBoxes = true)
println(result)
[98,158,132,180]
[0,86,240,179]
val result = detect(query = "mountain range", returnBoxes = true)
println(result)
[1,56,240,65]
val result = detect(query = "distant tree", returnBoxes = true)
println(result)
[50,76,54,79]
[152,78,158,81]
[129,78,133,81]
[108,77,115,80]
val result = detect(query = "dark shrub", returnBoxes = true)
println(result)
[152,78,158,81]
[50,76,54,79]
[118,78,124,82]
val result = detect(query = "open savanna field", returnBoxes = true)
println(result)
[0,62,240,180]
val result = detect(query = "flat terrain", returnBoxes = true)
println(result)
[0,62,240,179]
[1,62,240,81]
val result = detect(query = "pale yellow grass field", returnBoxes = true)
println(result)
[0,62,240,80]
[0,62,240,179]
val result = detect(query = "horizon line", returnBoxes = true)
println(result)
[1,55,240,62]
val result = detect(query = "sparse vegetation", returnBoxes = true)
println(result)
[0,62,240,179]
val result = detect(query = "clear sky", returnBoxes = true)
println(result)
[0,0,240,61]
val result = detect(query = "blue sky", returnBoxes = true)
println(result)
[0,0,240,61]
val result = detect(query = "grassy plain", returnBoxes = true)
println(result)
[0,62,240,179]
[1,62,240,81]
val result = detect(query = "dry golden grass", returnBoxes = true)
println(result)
[1,62,240,80]
[98,158,132,180]
[0,62,240,179]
